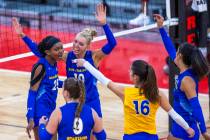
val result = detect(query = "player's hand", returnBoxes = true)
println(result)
[26,119,34,139]
[39,116,48,125]
[12,17,25,37]
[153,14,164,28]
[73,59,86,67]
[202,132,210,140]
[95,3,106,25]
[186,127,195,138]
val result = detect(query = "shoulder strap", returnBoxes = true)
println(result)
[30,63,45,87]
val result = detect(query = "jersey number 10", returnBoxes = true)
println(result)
[74,73,85,82]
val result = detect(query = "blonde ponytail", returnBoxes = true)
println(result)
[78,28,97,45]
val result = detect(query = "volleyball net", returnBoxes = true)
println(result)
[0,0,176,62]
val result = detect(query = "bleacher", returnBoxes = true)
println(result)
[0,0,166,29]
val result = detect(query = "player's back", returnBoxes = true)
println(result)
[124,87,159,135]
[58,102,94,140]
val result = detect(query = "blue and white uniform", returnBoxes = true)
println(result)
[159,27,207,139]
[66,51,103,117]
[172,69,200,139]
[33,58,59,126]
[58,103,94,140]
[23,24,117,118]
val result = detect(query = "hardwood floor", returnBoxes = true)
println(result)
[0,69,209,140]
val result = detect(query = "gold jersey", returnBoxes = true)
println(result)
[124,87,159,135]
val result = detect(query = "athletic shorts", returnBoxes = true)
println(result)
[171,121,200,140]
[123,132,158,140]
[86,98,102,118]
[34,102,54,127]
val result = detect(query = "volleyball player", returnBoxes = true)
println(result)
[154,14,210,140]
[25,36,63,140]
[13,3,116,120]
[74,59,195,140]
[38,78,106,140]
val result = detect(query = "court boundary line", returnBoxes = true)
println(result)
[0,68,209,96]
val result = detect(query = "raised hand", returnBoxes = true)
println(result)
[73,59,86,67]
[95,3,107,25]
[12,17,25,37]
[153,14,164,28]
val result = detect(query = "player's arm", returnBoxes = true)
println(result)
[26,64,45,138]
[181,77,207,134]
[12,17,42,57]
[92,109,106,140]
[153,14,176,61]
[159,92,195,137]
[39,109,61,140]
[75,59,125,101]
[27,64,45,121]
[107,81,124,102]
[92,4,117,67]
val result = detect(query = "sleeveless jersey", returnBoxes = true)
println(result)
[124,87,159,135]
[35,58,59,118]
[66,51,99,102]
[58,103,94,140]
[173,69,198,123]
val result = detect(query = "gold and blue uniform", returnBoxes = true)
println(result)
[123,87,159,140]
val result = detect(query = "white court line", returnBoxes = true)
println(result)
[0,68,208,97]
[0,18,179,63]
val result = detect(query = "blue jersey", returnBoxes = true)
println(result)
[35,58,59,118]
[58,103,94,140]
[173,69,198,123]
[66,51,99,102]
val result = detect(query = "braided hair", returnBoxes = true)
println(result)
[63,78,85,130]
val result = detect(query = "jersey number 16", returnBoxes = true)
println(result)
[133,100,150,115]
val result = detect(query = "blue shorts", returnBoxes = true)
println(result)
[34,103,54,127]
[123,132,158,140]
[171,122,200,140]
[86,98,102,118]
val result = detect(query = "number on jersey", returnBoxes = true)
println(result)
[74,73,85,82]
[52,79,58,90]
[133,100,150,115]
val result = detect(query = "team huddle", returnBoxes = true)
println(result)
[12,3,210,140]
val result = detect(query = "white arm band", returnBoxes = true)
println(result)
[168,108,190,130]
[83,61,111,86]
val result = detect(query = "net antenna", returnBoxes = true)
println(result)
[143,0,147,26]
[166,0,172,27]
